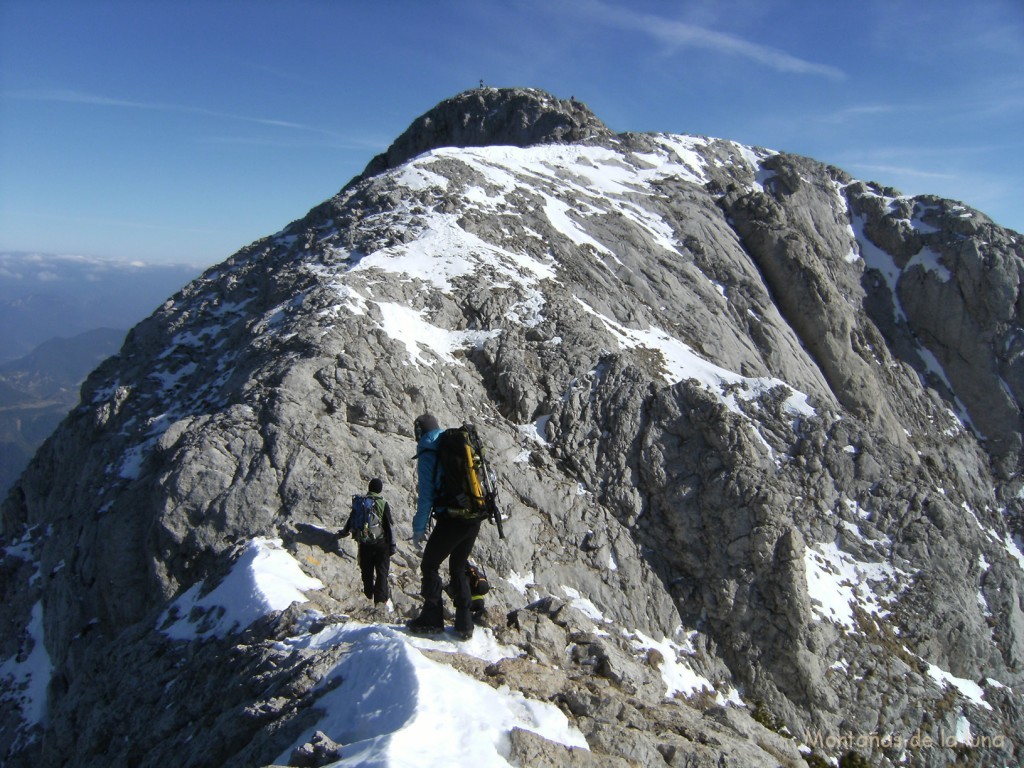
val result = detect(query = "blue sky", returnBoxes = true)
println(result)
[1,0,1022,267]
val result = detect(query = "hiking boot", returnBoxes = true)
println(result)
[406,616,444,635]
[407,600,444,634]
[453,606,474,640]
[407,604,443,632]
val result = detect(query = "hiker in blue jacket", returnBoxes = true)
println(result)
[407,413,482,640]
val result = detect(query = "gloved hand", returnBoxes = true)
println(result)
[338,529,350,539]
[390,545,397,556]
[412,531,426,547]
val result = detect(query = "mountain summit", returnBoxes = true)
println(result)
[3,87,1023,766]
[360,86,612,179]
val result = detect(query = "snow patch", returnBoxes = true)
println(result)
[272,621,588,765]
[374,301,500,366]
[629,630,739,703]
[560,585,607,623]
[0,601,53,737]
[507,570,535,595]
[574,298,815,419]
[926,664,992,711]
[804,540,902,629]
[518,415,551,446]
[1004,534,1024,572]
[160,538,324,640]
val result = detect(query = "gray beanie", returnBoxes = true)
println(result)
[414,413,440,436]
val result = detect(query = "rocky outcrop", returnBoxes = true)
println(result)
[360,87,613,179]
[848,185,1024,476]
[2,88,1023,767]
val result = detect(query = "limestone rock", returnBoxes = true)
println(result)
[289,731,342,767]
[2,87,1023,767]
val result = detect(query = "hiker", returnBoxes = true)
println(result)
[407,413,483,639]
[338,478,396,608]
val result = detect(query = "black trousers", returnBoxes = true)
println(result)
[420,515,482,630]
[358,542,391,603]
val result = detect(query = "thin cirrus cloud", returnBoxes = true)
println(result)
[566,0,846,80]
[6,88,349,141]
[822,97,1021,127]
[823,104,902,122]
[852,163,957,181]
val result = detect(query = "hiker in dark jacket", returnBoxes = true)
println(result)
[339,478,396,607]
[407,413,483,640]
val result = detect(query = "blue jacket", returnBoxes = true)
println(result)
[413,428,443,535]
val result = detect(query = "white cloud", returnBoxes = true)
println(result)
[570,0,846,79]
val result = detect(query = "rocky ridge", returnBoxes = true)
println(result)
[2,87,1024,766]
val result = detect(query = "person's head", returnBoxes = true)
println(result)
[414,413,440,441]
[369,478,383,494]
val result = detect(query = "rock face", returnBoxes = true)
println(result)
[2,87,1024,767]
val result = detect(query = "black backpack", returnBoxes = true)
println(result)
[433,424,504,537]
[350,494,386,544]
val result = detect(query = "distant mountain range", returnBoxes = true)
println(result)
[0,252,199,362]
[0,328,125,495]
[0,253,200,497]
